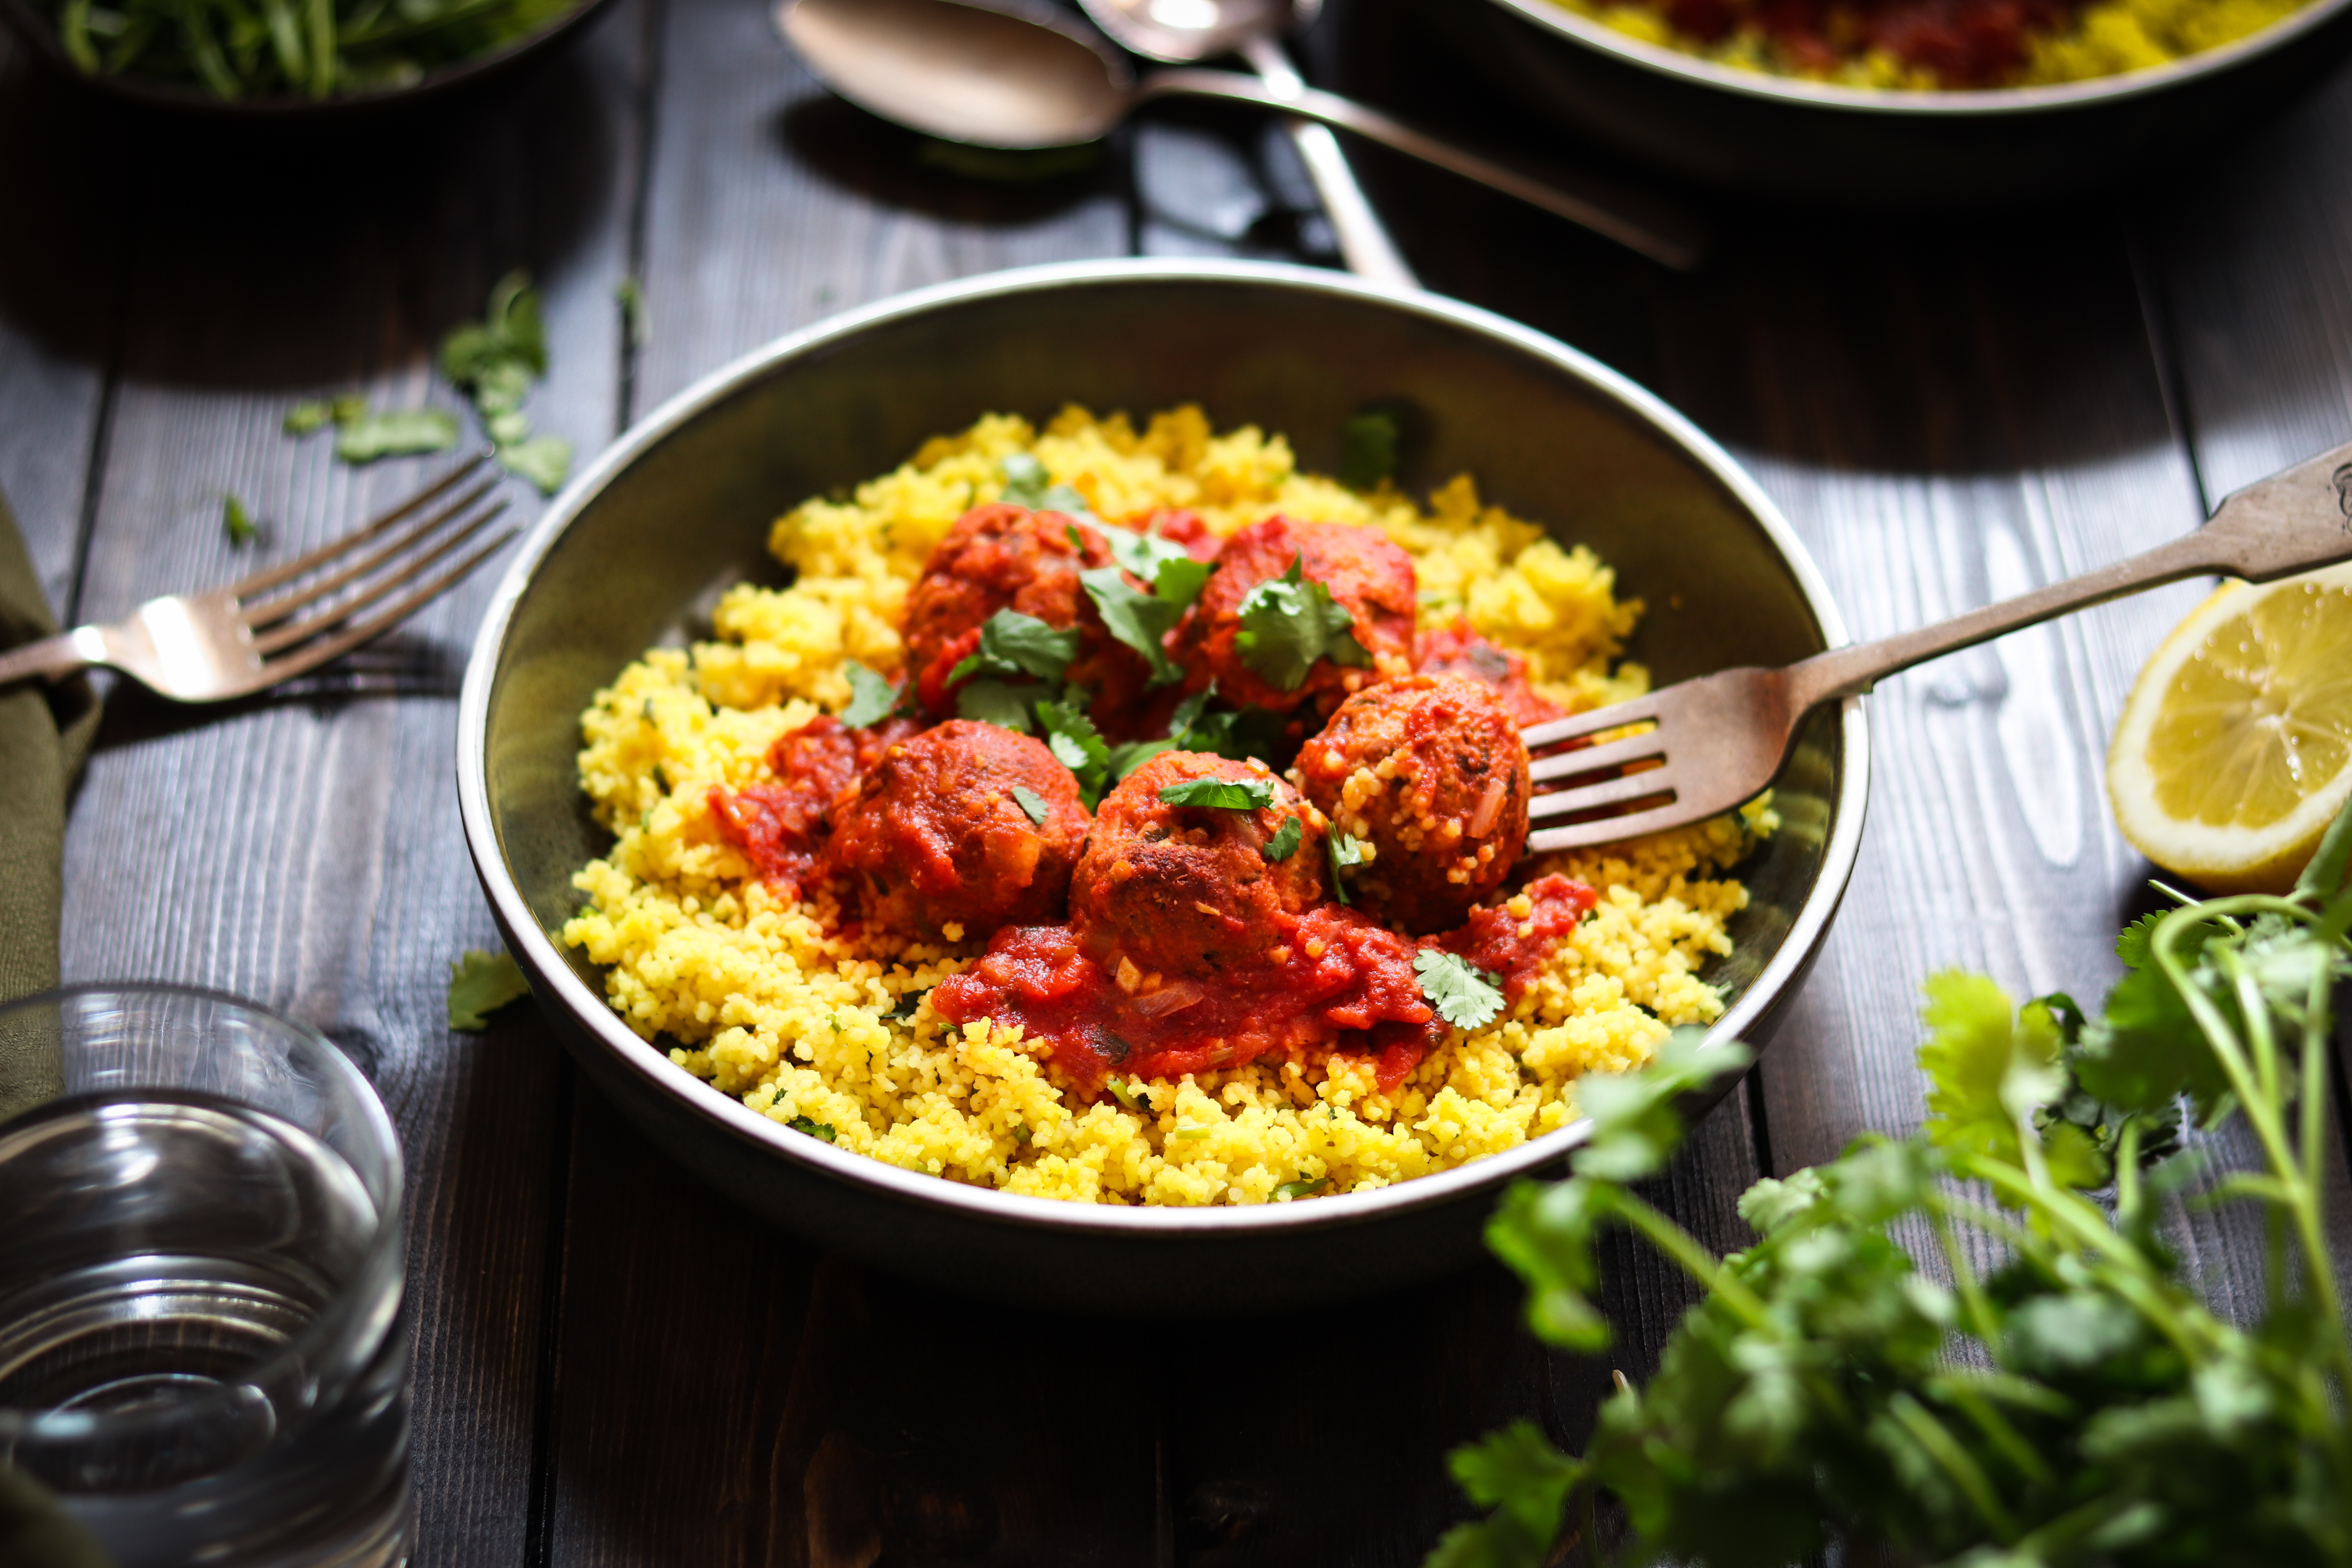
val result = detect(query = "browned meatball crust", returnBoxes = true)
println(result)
[1293,675,1531,934]
[1070,751,1328,979]
[1172,516,1418,716]
[826,720,1091,939]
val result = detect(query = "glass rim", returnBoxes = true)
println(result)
[0,981,406,1445]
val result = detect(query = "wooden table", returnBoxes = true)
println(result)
[5,1,2351,1559]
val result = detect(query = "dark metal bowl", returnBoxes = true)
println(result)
[0,0,613,117]
[1416,0,2352,203]
[455,260,1869,1316]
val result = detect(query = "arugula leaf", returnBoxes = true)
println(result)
[222,494,258,547]
[998,452,1095,517]
[335,407,460,463]
[956,679,1034,733]
[1036,700,1112,805]
[448,948,531,1031]
[787,1116,837,1142]
[1011,785,1050,826]
[840,661,899,728]
[1158,777,1275,811]
[1233,553,1371,692]
[1338,408,1400,490]
[1327,829,1365,905]
[1415,948,1505,1031]
[948,609,1079,686]
[1264,817,1303,862]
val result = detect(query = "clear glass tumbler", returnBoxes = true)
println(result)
[0,984,410,1568]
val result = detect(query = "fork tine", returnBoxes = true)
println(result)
[1528,765,1677,821]
[250,499,509,656]
[240,476,500,630]
[1519,695,1662,752]
[255,528,519,686]
[1527,798,1711,854]
[1527,726,1666,785]
[224,449,495,601]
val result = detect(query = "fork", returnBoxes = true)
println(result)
[1522,437,2352,852]
[0,453,517,703]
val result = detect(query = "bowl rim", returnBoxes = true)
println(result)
[455,256,1870,1237]
[1482,0,2352,115]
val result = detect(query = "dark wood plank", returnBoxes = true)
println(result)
[26,6,649,1558]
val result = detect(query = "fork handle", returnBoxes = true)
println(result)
[0,630,97,688]
[1786,437,2352,710]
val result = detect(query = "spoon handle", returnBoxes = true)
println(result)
[1238,38,1418,289]
[1134,68,1708,271]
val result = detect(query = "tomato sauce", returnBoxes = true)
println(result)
[708,714,920,899]
[1432,875,1600,1000]
[1663,0,2073,86]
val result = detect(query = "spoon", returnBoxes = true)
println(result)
[1076,0,1418,287]
[778,0,1708,272]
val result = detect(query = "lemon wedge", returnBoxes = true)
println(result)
[2106,562,2352,894]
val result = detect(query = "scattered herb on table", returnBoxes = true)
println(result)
[1235,552,1370,693]
[1339,408,1400,490]
[447,948,532,1031]
[838,660,900,728]
[49,0,579,101]
[614,276,647,349]
[1158,776,1277,811]
[283,394,365,435]
[442,270,570,494]
[1010,785,1050,826]
[222,493,258,547]
[335,407,460,464]
[1414,949,1505,1031]
[1429,796,2352,1568]
[1264,816,1304,862]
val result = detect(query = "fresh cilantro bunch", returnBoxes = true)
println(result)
[1434,798,2352,1568]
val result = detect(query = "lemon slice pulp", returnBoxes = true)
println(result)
[2106,561,2352,895]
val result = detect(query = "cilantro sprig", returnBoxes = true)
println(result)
[1414,949,1505,1031]
[1430,797,2352,1568]
[1234,553,1370,693]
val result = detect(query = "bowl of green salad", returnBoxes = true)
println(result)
[0,0,611,112]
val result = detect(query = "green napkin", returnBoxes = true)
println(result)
[0,483,99,1096]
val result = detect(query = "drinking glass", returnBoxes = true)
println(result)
[0,984,410,1568]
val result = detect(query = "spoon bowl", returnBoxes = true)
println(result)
[1078,0,1298,62]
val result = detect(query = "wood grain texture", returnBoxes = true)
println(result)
[13,6,647,1560]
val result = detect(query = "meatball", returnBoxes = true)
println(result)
[1070,751,1327,979]
[707,714,924,900]
[1416,618,1565,728]
[900,502,1158,738]
[1174,516,1418,716]
[1294,675,1531,934]
[827,720,1090,939]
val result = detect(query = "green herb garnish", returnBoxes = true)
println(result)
[787,1116,837,1142]
[840,660,898,728]
[222,494,258,547]
[1326,830,1365,905]
[442,270,570,494]
[1264,817,1303,862]
[1234,553,1371,693]
[614,276,647,348]
[1274,1176,1328,1201]
[1158,777,1276,811]
[997,452,1095,518]
[956,680,1034,733]
[1036,700,1112,806]
[947,609,1079,687]
[891,988,931,1022]
[447,948,531,1032]
[335,407,460,464]
[1106,1076,1147,1112]
[1431,795,2352,1568]
[1080,558,1207,687]
[1010,785,1050,826]
[1414,948,1505,1031]
[283,394,365,436]
[1338,409,1399,490]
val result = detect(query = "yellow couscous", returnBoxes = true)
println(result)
[561,406,1770,1206]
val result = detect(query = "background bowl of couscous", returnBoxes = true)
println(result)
[455,259,1869,1315]
[1396,0,2352,202]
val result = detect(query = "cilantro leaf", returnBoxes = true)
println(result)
[1233,553,1371,692]
[787,1116,837,1142]
[497,435,572,496]
[222,494,258,548]
[1338,408,1399,490]
[448,948,531,1032]
[336,408,460,463]
[1158,777,1276,811]
[1036,700,1112,805]
[947,609,1079,686]
[1105,738,1177,780]
[1264,816,1303,862]
[282,401,332,436]
[1327,829,1366,905]
[891,988,931,1021]
[998,452,1095,517]
[1080,567,1190,686]
[1011,785,1050,826]
[1919,970,2067,1175]
[1415,947,1506,1031]
[840,660,899,728]
[956,679,1034,733]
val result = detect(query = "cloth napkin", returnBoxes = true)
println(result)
[0,483,108,1566]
